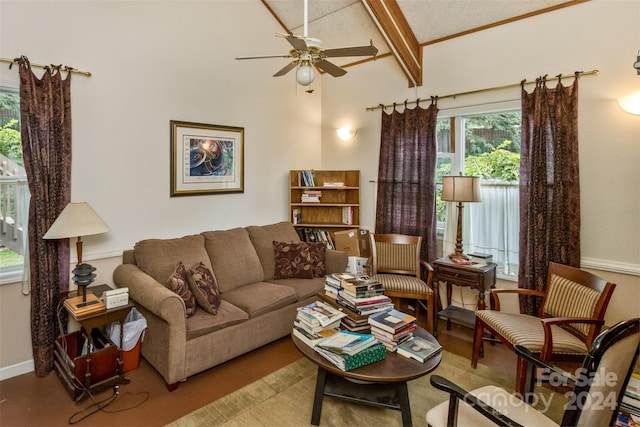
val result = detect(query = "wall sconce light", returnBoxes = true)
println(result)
[618,50,640,115]
[336,125,357,141]
[618,91,640,115]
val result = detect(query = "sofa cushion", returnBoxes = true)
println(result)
[222,282,297,318]
[246,222,301,281]
[167,261,197,317]
[268,277,326,301]
[134,234,213,285]
[187,262,222,314]
[202,228,264,293]
[273,241,326,279]
[186,300,249,340]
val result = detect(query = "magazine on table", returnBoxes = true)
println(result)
[367,308,416,334]
[297,301,347,327]
[396,336,442,363]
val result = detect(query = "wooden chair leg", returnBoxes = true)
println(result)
[471,322,484,368]
[515,356,529,397]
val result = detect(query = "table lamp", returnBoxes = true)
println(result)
[43,202,110,309]
[441,174,481,262]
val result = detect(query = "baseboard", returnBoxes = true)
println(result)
[0,358,34,381]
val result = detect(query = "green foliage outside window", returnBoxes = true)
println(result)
[0,119,23,166]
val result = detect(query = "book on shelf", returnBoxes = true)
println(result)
[298,170,318,187]
[316,330,377,356]
[323,182,344,187]
[367,308,417,334]
[342,206,353,225]
[396,336,442,363]
[297,301,347,328]
[314,342,386,371]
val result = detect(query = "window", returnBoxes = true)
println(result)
[436,110,521,279]
[0,87,29,285]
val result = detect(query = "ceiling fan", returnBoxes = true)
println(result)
[235,0,378,87]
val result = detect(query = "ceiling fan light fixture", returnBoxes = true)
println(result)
[296,63,315,86]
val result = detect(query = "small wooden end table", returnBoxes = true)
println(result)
[432,257,496,335]
[292,326,441,427]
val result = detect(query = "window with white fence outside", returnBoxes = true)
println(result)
[0,87,29,286]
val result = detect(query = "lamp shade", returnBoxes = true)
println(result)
[43,202,110,239]
[441,175,481,202]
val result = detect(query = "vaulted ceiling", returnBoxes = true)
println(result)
[259,0,588,87]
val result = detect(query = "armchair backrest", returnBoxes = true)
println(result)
[563,318,640,427]
[369,233,421,278]
[541,262,616,344]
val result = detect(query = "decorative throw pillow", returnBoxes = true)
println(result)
[187,262,222,314]
[273,241,326,279]
[167,261,197,317]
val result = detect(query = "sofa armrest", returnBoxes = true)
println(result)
[113,264,187,331]
[325,249,348,274]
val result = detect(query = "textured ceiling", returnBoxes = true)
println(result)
[259,0,585,86]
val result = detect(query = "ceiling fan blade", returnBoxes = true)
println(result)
[323,44,379,58]
[316,60,347,77]
[236,54,293,60]
[273,61,298,77]
[285,35,308,51]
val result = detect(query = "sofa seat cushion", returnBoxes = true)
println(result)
[246,222,301,281]
[268,277,326,301]
[134,234,213,285]
[186,300,249,340]
[202,228,264,293]
[222,282,297,318]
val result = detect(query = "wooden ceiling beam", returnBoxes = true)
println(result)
[362,0,422,87]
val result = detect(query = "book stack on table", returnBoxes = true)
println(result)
[396,336,442,363]
[293,301,346,348]
[312,330,386,371]
[367,308,418,352]
[468,252,493,265]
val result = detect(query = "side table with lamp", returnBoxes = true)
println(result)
[44,202,132,402]
[434,175,497,337]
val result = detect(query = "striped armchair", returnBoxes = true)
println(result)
[369,233,435,334]
[471,262,616,395]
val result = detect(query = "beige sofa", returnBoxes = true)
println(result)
[112,221,347,390]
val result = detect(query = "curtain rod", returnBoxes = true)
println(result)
[366,69,599,111]
[0,57,92,77]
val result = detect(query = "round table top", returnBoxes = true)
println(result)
[292,326,441,383]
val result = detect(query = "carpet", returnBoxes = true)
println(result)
[166,351,566,427]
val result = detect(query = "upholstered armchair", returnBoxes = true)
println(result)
[427,318,640,427]
[471,262,616,394]
[369,233,435,334]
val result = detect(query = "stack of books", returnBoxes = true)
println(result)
[368,308,418,352]
[293,301,346,347]
[337,275,392,316]
[313,330,386,371]
[301,190,322,202]
[318,292,371,333]
[468,252,493,265]
[396,336,442,363]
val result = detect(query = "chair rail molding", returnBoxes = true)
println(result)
[581,257,640,277]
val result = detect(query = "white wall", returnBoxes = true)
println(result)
[0,0,323,374]
[322,0,640,324]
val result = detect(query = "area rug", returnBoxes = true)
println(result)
[166,351,566,427]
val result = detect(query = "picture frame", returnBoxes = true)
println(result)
[170,120,244,196]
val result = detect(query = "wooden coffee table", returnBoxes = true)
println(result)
[292,326,441,427]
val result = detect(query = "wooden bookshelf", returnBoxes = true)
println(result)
[290,170,360,247]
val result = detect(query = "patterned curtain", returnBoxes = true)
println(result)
[519,74,580,315]
[375,98,438,266]
[16,56,72,376]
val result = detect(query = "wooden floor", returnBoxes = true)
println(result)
[0,319,517,426]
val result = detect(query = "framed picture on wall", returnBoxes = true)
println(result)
[170,120,244,196]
